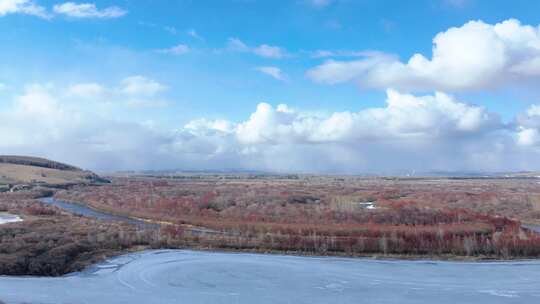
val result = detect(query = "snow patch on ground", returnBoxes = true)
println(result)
[358,202,378,210]
[0,213,23,225]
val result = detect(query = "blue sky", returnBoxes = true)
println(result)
[2,0,540,173]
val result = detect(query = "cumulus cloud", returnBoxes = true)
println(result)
[0,83,176,170]
[170,90,523,173]
[53,2,126,18]
[307,19,540,91]
[516,105,540,147]
[0,0,50,18]
[255,66,286,81]
[157,44,190,55]
[233,89,499,145]
[228,38,287,59]
[2,81,540,173]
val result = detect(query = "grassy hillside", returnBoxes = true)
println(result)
[0,156,81,171]
[0,156,107,189]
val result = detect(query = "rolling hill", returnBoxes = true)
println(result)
[0,156,108,191]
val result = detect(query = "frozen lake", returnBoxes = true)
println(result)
[1,250,539,304]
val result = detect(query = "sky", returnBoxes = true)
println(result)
[2,0,540,174]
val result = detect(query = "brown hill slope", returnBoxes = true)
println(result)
[0,156,107,190]
[0,156,82,171]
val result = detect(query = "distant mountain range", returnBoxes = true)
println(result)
[111,168,540,179]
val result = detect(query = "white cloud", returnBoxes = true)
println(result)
[311,50,368,58]
[228,38,287,59]
[185,119,235,134]
[227,38,249,52]
[66,82,104,98]
[173,90,520,173]
[157,44,190,55]
[0,83,177,170]
[234,89,499,145]
[253,44,287,59]
[65,79,167,106]
[517,128,540,146]
[53,2,126,18]
[307,19,540,91]
[63,78,170,108]
[3,82,540,173]
[255,66,286,81]
[0,0,50,18]
[516,104,540,147]
[120,76,167,97]
[15,84,65,118]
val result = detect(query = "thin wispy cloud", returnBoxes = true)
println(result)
[164,26,177,35]
[310,50,378,58]
[120,76,167,97]
[156,44,190,55]
[53,2,127,18]
[255,66,287,81]
[66,82,105,98]
[228,38,288,59]
[187,29,204,41]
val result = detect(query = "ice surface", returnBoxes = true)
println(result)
[1,250,539,304]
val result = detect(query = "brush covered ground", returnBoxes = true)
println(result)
[0,191,159,276]
[2,172,540,276]
[56,175,540,259]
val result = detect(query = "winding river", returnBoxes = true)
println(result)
[0,198,538,303]
[39,197,158,228]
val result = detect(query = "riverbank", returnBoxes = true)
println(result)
[35,197,540,263]
[0,191,165,276]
